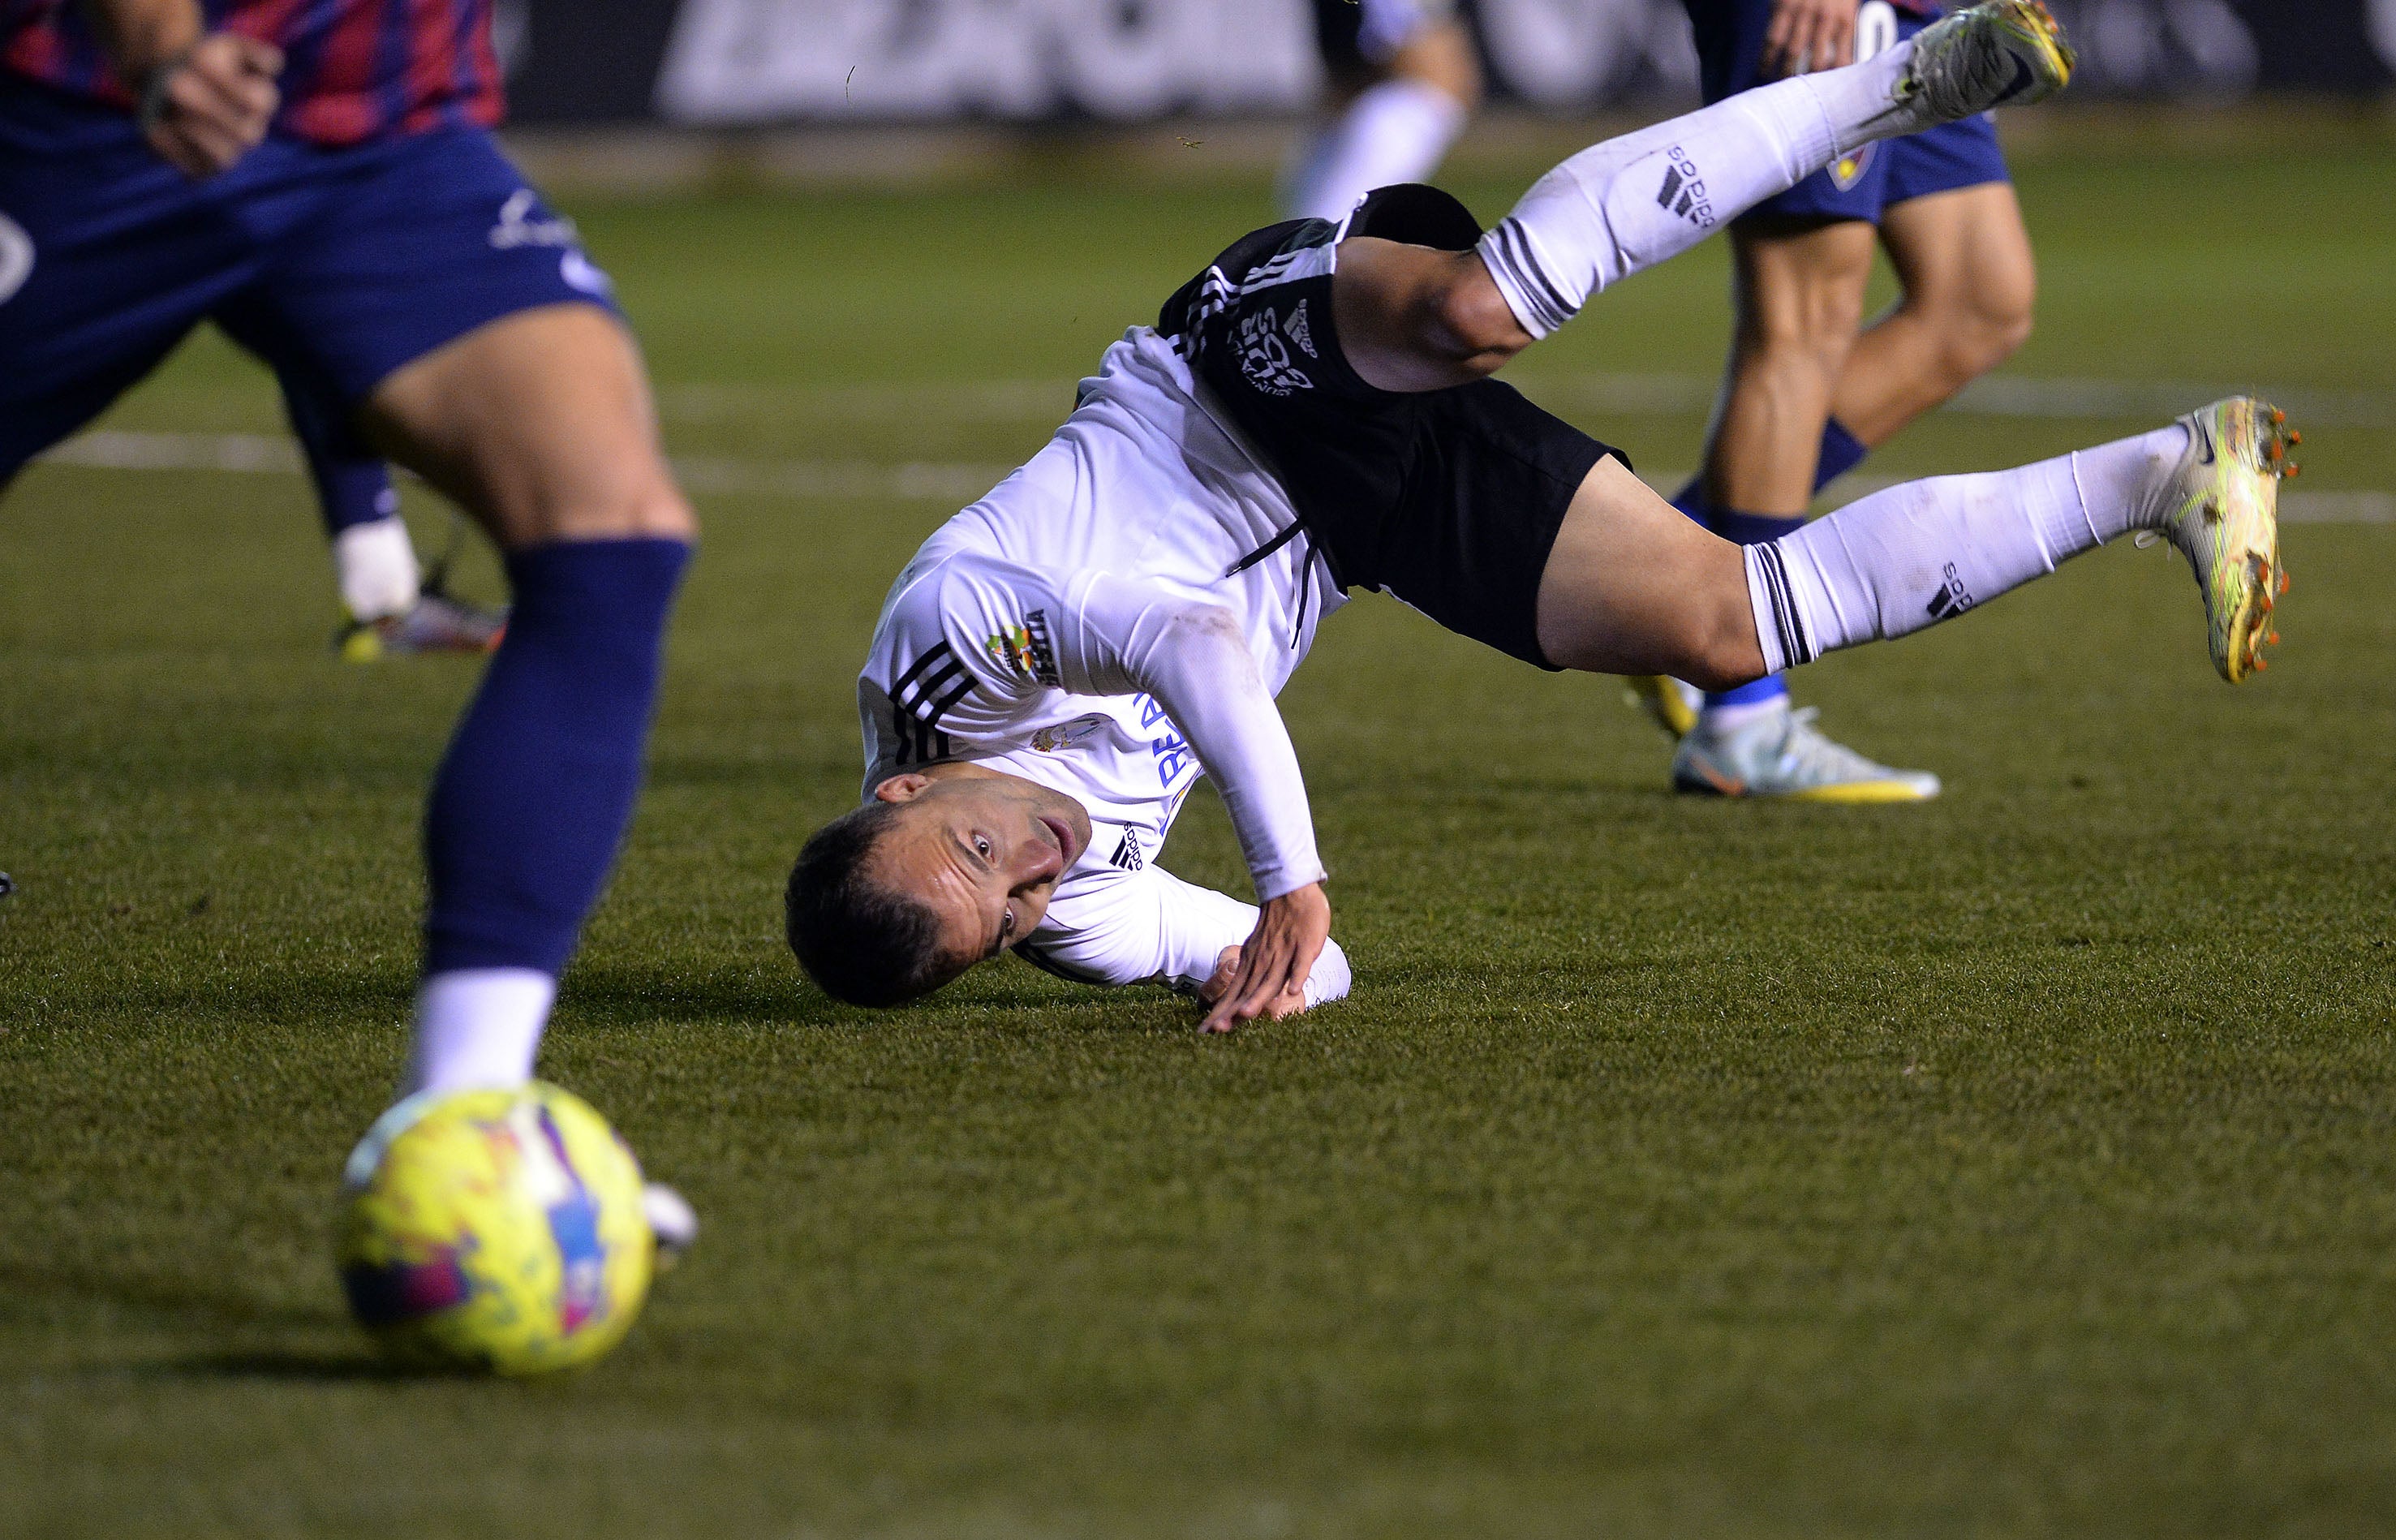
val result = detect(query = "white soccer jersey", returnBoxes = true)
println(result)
[856,325,1351,997]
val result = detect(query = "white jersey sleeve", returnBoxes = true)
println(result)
[873,553,1327,901]
[1018,862,1353,1004]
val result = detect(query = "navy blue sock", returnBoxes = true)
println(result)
[1815,415,1869,489]
[423,538,691,977]
[1680,417,1872,709]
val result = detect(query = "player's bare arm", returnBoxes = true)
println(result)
[85,0,282,176]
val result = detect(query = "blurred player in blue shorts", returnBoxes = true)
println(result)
[1,1,696,1131]
[1285,0,1482,222]
[1632,0,2040,799]
[278,372,510,662]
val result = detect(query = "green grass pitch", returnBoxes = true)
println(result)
[3,119,2394,1537]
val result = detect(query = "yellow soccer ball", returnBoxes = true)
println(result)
[337,1082,655,1375]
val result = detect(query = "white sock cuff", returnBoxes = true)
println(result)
[1473,220,1571,340]
[404,967,555,1098]
[334,515,422,622]
[1743,542,1818,676]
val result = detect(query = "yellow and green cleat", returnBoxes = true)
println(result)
[2152,395,2292,683]
[1897,0,2076,125]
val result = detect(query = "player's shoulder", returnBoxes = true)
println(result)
[867,548,1078,695]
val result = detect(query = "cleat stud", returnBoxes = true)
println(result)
[2269,407,2286,424]
[2268,631,2280,645]
[2288,430,2303,445]
[2286,462,2301,478]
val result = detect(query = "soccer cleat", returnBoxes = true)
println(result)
[1671,701,1941,802]
[1895,0,2076,127]
[1623,674,1702,741]
[338,591,508,662]
[2147,396,2291,683]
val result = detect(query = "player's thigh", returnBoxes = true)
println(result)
[240,127,690,548]
[1877,180,2035,332]
[1730,217,1878,353]
[363,303,690,549]
[1533,458,1760,685]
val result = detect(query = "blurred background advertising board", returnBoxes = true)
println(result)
[505,0,2396,127]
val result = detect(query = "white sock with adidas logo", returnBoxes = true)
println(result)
[1743,427,2191,672]
[1475,45,1914,339]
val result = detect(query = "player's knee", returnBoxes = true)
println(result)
[540,471,698,544]
[1956,303,2033,379]
[1429,260,1531,369]
[1680,595,1770,691]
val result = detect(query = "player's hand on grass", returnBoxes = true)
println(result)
[140,32,282,178]
[1198,882,1330,1034]
[1762,0,1856,75]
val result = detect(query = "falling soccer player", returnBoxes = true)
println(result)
[785,1,2291,1032]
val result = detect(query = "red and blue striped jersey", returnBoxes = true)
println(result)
[2,0,503,146]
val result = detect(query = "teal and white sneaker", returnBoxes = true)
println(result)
[1891,0,2076,131]
[2142,395,2292,683]
[1671,701,1941,802]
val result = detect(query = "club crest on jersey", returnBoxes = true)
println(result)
[985,609,1060,687]
[1030,714,1109,753]
[1236,306,1314,395]
[1829,143,1876,192]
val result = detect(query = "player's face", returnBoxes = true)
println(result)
[870,770,1093,972]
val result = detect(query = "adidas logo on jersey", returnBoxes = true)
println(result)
[1655,146,1714,228]
[1109,829,1146,871]
[1236,306,1314,396]
[1283,299,1317,359]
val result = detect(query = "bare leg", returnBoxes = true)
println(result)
[357,302,696,1098]
[363,303,693,548]
[1285,18,1481,223]
[1832,181,2035,445]
[1533,457,1766,687]
[1702,217,1878,514]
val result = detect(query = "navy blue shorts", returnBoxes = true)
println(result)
[0,79,618,481]
[1680,0,2011,225]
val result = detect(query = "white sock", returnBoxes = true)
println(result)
[334,514,422,622]
[1476,45,1914,338]
[1697,697,1784,734]
[1284,78,1469,224]
[402,968,555,1097]
[1743,427,2189,670]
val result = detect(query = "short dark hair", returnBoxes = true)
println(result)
[785,802,955,1007]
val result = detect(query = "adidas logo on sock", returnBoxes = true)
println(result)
[1925,562,1976,620]
[1655,146,1714,228]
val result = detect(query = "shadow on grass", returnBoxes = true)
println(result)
[0,1260,351,1334]
[166,1348,424,1383]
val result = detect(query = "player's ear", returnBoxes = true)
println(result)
[874,773,935,803]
